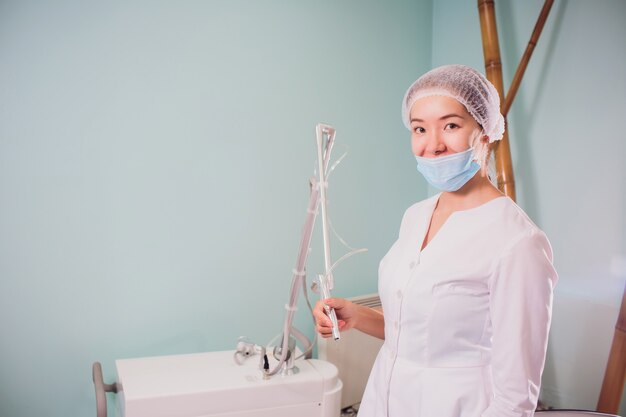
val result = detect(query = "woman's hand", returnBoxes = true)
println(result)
[314,298,358,338]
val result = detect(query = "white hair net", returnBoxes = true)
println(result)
[401,64,505,143]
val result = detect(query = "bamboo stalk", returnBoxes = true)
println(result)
[597,283,626,413]
[503,0,554,116]
[477,0,516,200]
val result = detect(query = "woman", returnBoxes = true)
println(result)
[314,65,557,417]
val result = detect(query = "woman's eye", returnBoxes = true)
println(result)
[445,123,459,130]
[413,126,425,134]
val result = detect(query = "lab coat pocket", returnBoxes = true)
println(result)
[429,280,491,357]
[432,281,488,297]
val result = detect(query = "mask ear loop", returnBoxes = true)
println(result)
[471,129,497,184]
[486,152,498,186]
[469,130,489,169]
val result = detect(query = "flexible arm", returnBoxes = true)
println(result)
[267,124,338,374]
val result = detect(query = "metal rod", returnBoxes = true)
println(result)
[92,362,118,417]
[316,124,335,275]
[315,123,340,340]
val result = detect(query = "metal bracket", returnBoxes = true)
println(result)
[92,362,118,417]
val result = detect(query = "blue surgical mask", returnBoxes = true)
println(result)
[415,148,480,192]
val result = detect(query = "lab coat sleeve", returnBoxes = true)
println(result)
[482,230,558,417]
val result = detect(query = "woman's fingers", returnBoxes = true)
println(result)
[322,297,344,310]
[314,298,354,337]
[314,300,336,333]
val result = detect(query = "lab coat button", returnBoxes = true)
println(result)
[394,321,399,329]
[409,261,416,269]
[396,290,402,299]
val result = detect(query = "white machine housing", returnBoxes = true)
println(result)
[115,350,342,417]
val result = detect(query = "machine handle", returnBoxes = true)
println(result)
[92,362,118,417]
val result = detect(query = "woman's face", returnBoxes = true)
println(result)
[409,95,482,158]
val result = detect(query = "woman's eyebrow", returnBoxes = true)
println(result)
[439,113,465,120]
[410,113,466,123]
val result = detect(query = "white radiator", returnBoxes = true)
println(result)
[317,293,384,410]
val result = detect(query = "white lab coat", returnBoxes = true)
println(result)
[358,194,557,417]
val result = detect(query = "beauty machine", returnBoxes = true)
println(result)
[92,123,366,417]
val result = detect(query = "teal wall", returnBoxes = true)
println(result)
[3,1,625,416]
[0,1,432,416]
[432,0,626,413]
